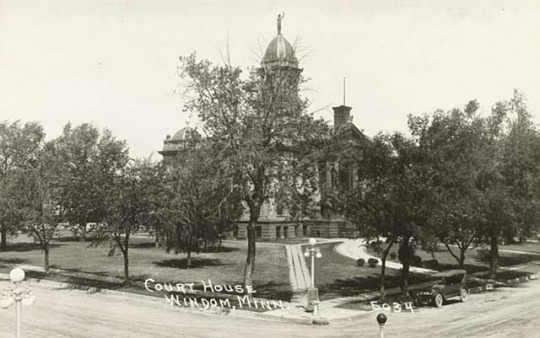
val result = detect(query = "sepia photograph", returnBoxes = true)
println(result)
[1,1,540,337]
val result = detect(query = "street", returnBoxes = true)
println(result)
[1,278,540,338]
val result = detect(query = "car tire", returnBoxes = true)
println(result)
[433,293,444,308]
[460,288,469,302]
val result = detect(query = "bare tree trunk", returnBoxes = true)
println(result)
[399,236,412,296]
[0,226,7,251]
[154,225,160,248]
[244,217,257,296]
[187,250,192,269]
[401,261,410,296]
[44,245,50,274]
[489,233,499,279]
[123,251,130,282]
[122,231,131,284]
[458,249,466,269]
[379,241,393,303]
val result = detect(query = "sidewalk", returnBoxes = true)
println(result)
[336,239,437,274]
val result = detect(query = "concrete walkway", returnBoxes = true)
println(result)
[284,239,349,293]
[285,244,311,292]
[336,239,437,274]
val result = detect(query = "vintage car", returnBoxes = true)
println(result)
[412,269,469,308]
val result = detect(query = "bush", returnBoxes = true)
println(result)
[356,258,365,267]
[368,258,379,267]
[422,259,439,269]
[389,252,397,260]
[476,249,491,262]
[369,241,381,254]
[411,255,422,267]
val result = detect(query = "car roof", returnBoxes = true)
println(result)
[432,269,467,277]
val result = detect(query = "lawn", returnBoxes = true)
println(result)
[307,241,540,302]
[365,241,540,274]
[0,232,291,302]
[498,241,540,254]
[306,243,430,301]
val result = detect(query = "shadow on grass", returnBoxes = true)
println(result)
[318,272,432,299]
[2,242,63,252]
[130,242,159,249]
[498,253,540,267]
[0,258,30,265]
[154,258,232,269]
[435,263,488,273]
[54,236,81,242]
[251,281,292,302]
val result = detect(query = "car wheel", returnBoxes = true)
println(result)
[460,288,469,302]
[433,293,444,308]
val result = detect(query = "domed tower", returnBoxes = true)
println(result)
[259,14,303,115]
[158,127,200,164]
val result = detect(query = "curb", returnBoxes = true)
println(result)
[499,273,540,285]
[0,272,374,325]
[0,272,288,322]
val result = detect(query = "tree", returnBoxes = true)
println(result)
[86,131,151,283]
[159,144,243,268]
[93,158,151,283]
[55,123,102,241]
[408,101,486,268]
[0,121,45,250]
[178,53,329,292]
[19,139,67,273]
[480,91,540,278]
[346,132,429,298]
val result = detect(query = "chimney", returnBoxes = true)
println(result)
[333,105,352,127]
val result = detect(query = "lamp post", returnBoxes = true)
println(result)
[1,268,35,338]
[304,238,322,315]
[376,313,387,338]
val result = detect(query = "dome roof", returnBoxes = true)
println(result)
[170,127,199,141]
[262,35,298,68]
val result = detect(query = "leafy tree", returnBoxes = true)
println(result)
[178,53,328,292]
[0,121,45,250]
[346,132,429,298]
[55,123,102,241]
[408,101,486,268]
[93,157,151,283]
[18,139,67,273]
[480,91,540,278]
[159,145,243,268]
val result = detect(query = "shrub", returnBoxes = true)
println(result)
[476,249,491,262]
[389,252,397,260]
[369,241,381,254]
[412,255,422,267]
[368,258,379,267]
[422,259,439,269]
[356,258,365,267]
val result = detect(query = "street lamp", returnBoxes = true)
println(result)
[1,268,35,338]
[304,237,322,315]
[376,313,387,338]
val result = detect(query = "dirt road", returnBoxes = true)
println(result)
[1,278,539,338]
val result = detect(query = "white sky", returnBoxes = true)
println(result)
[1,0,540,159]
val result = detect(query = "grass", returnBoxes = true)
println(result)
[498,241,540,254]
[365,242,540,274]
[0,232,292,304]
[307,243,431,301]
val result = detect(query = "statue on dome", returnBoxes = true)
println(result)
[277,13,285,35]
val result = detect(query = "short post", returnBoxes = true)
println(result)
[1,268,35,338]
[304,238,322,315]
[377,313,387,338]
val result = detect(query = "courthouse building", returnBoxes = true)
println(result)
[159,20,367,241]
